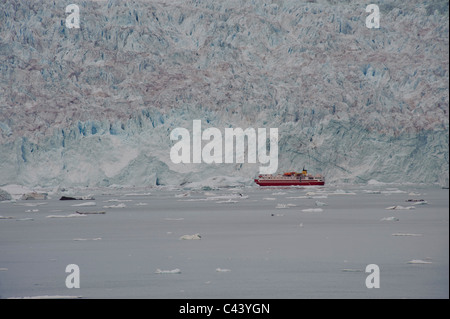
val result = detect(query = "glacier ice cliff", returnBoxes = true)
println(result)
[0,0,448,187]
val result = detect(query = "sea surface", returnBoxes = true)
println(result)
[0,184,448,299]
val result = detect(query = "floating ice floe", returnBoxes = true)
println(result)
[315,201,328,206]
[155,268,181,274]
[16,202,47,207]
[16,218,34,221]
[0,268,8,271]
[179,233,201,240]
[210,194,248,200]
[411,201,428,205]
[0,216,14,219]
[380,216,399,221]
[75,211,105,215]
[216,199,238,204]
[25,209,39,212]
[72,202,96,207]
[407,259,432,264]
[46,213,86,218]
[363,190,382,194]
[385,205,415,210]
[135,202,148,206]
[73,238,102,241]
[216,268,231,272]
[21,192,48,200]
[104,199,132,202]
[164,218,184,221]
[175,192,190,198]
[124,193,151,196]
[103,203,126,208]
[272,192,287,196]
[381,189,407,194]
[327,190,356,195]
[276,204,288,209]
[341,269,364,272]
[301,208,323,213]
[408,192,421,196]
[392,233,422,236]
[8,295,82,299]
[263,197,276,200]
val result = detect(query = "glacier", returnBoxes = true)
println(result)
[0,0,448,188]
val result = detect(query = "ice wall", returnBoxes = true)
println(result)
[0,0,448,187]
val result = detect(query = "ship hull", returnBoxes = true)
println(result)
[254,179,325,186]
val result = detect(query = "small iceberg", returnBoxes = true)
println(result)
[315,201,328,206]
[216,268,231,272]
[380,216,399,221]
[155,268,181,274]
[46,214,86,218]
[301,208,323,213]
[407,259,432,264]
[72,202,96,207]
[179,233,201,240]
[385,205,415,210]
[103,203,126,208]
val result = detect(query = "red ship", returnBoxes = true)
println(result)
[254,168,325,186]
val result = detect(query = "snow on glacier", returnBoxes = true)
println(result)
[0,0,448,188]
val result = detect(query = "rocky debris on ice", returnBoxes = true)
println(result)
[179,233,202,240]
[60,195,95,200]
[155,268,181,274]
